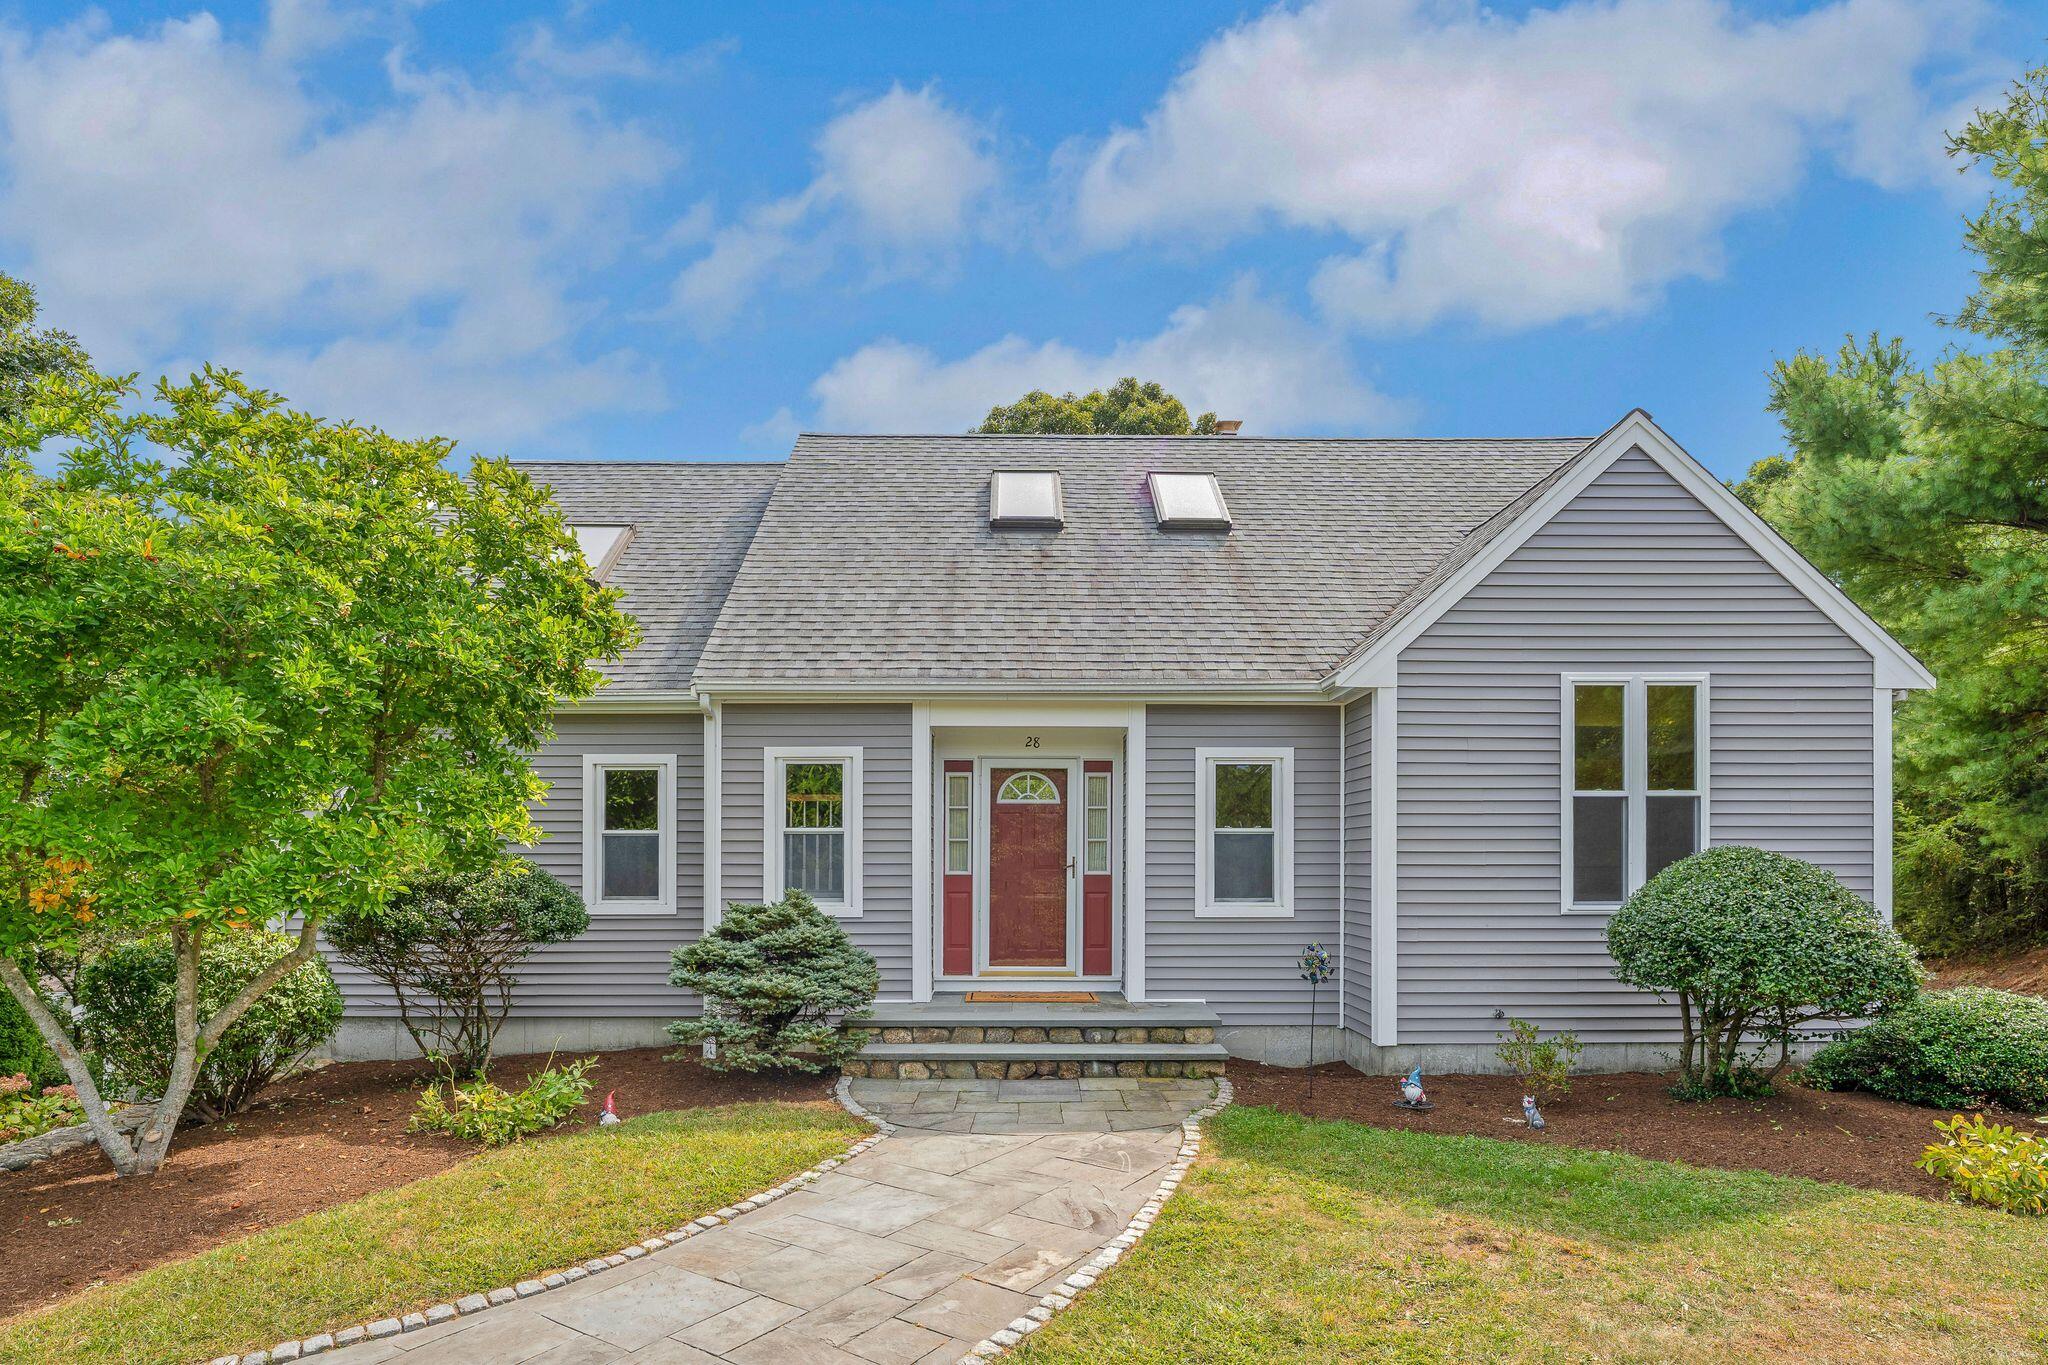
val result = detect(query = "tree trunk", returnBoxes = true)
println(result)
[0,955,144,1176]
[132,925,207,1173]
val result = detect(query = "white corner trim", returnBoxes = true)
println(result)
[580,753,678,917]
[1336,702,1347,1030]
[704,701,723,931]
[1369,687,1398,1047]
[1192,746,1296,918]
[1874,686,1894,923]
[1124,704,1147,1002]
[910,703,933,1001]
[1325,410,1935,694]
[762,746,865,918]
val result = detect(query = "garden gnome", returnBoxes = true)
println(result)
[1523,1095,1545,1130]
[1396,1066,1431,1110]
[599,1091,621,1126]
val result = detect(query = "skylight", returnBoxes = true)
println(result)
[571,524,634,580]
[989,470,1064,529]
[1148,473,1232,529]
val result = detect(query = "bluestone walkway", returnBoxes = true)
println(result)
[323,1077,1212,1365]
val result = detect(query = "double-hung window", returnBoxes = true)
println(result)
[765,748,863,916]
[1564,675,1708,910]
[1194,747,1294,917]
[581,754,676,915]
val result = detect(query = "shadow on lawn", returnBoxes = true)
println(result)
[1211,1104,1869,1246]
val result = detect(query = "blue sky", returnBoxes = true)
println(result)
[0,0,2037,478]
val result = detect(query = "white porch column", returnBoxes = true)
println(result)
[1370,685,1398,1046]
[1124,703,1147,1001]
[910,701,933,1000]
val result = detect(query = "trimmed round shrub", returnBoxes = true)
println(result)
[1607,845,1922,1097]
[0,982,65,1090]
[1804,986,2048,1112]
[668,890,879,1073]
[324,858,589,1075]
[77,932,343,1121]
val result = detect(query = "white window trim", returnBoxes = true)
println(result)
[581,753,677,917]
[1194,746,1295,918]
[764,746,864,918]
[1560,673,1711,913]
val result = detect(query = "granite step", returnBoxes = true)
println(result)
[846,1040,1228,1082]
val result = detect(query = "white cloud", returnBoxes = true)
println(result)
[805,280,1403,435]
[665,83,998,334]
[815,83,998,245]
[0,6,674,443]
[512,25,661,83]
[1070,0,1984,332]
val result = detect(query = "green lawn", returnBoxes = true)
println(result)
[0,1102,864,1365]
[1020,1105,2048,1363]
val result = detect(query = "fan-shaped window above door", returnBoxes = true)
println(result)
[996,771,1060,803]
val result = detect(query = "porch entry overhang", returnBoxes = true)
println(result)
[930,720,1126,993]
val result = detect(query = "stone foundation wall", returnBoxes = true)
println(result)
[842,1057,1227,1081]
[849,1024,1216,1047]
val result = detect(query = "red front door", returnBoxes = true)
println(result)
[987,767,1070,969]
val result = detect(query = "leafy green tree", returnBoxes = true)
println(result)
[979,377,1219,435]
[0,365,635,1175]
[1742,68,2048,953]
[0,273,87,422]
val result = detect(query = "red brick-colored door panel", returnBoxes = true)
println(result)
[988,767,1069,969]
[942,759,973,976]
[1081,759,1113,976]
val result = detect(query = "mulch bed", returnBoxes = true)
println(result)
[1227,1062,1959,1201]
[0,1047,834,1319]
[1929,946,2048,997]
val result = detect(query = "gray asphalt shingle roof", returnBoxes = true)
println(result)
[687,433,1593,687]
[514,460,781,691]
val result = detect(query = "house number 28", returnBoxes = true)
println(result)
[1023,735,1041,748]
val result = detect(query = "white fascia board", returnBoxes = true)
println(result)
[692,680,1327,702]
[1324,410,1935,694]
[558,689,704,715]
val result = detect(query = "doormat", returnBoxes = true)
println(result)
[963,990,1099,1004]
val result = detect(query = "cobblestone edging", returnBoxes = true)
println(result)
[0,1103,152,1173]
[953,1075,1234,1363]
[208,1090,892,1365]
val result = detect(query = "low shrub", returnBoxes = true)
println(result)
[1804,987,2048,1112]
[1606,845,1922,1097]
[0,984,65,1090]
[1495,1018,1584,1102]
[0,1074,83,1143]
[326,858,590,1076]
[668,890,878,1073]
[1916,1114,2048,1215]
[77,932,344,1122]
[409,1057,594,1146]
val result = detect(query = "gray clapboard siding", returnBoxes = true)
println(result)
[1341,695,1372,1035]
[1395,448,1876,1046]
[720,703,914,999]
[1145,705,1341,1026]
[331,712,705,1020]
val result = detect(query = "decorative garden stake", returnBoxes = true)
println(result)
[1299,942,1334,1107]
